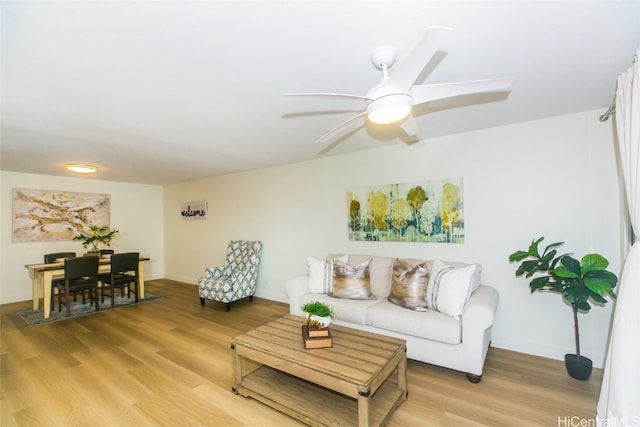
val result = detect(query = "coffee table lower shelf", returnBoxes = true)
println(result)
[234,365,405,427]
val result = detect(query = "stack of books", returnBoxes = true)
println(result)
[301,324,332,349]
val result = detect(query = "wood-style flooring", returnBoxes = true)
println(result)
[1,279,603,426]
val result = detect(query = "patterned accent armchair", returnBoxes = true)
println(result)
[198,240,262,311]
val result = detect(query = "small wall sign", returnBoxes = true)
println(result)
[181,200,207,220]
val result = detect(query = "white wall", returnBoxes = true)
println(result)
[164,110,622,367]
[0,171,165,304]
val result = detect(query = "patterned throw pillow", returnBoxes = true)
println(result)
[426,260,479,319]
[330,258,374,299]
[388,258,429,311]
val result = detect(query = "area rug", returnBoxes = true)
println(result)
[17,293,160,326]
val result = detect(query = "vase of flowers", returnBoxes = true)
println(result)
[73,225,119,254]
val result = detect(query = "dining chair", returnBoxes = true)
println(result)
[57,256,100,317]
[99,252,140,308]
[100,249,115,256]
[44,252,77,310]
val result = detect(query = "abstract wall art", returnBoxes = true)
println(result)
[347,178,464,243]
[12,188,111,242]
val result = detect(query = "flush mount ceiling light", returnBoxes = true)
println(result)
[64,164,99,174]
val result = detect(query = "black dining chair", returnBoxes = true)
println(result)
[44,252,76,264]
[44,252,77,310]
[100,249,115,256]
[57,256,100,317]
[99,252,140,308]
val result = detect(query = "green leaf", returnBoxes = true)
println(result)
[560,256,581,276]
[584,277,614,295]
[509,250,531,262]
[581,253,609,273]
[515,260,540,277]
[554,265,579,279]
[528,237,544,258]
[564,285,590,305]
[530,276,552,291]
[575,301,592,311]
[539,249,557,269]
[588,292,608,304]
[541,241,564,257]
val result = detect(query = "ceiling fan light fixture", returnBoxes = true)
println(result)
[64,164,99,174]
[366,94,412,125]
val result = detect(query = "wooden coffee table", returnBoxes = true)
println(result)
[231,315,407,426]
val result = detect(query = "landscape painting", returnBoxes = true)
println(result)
[12,188,111,242]
[347,178,464,243]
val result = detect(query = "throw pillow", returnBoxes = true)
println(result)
[330,258,374,300]
[426,260,479,319]
[307,257,327,293]
[307,255,348,294]
[388,258,429,311]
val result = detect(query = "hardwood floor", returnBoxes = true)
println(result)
[1,279,602,426]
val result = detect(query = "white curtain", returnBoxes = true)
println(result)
[597,50,640,421]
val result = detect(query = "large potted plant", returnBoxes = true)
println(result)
[73,225,119,254]
[508,237,618,380]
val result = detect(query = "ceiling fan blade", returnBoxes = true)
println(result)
[410,78,514,105]
[386,26,452,92]
[282,93,371,101]
[316,112,366,144]
[399,114,420,137]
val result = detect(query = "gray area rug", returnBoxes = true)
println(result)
[17,292,160,326]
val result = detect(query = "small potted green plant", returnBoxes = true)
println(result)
[301,300,335,329]
[509,237,618,380]
[73,225,119,254]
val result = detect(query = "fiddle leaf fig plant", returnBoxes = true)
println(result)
[509,237,618,360]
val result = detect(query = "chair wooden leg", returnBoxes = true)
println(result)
[133,282,139,302]
[225,303,230,312]
[200,297,205,306]
[65,293,71,317]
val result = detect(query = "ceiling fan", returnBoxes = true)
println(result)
[282,26,513,144]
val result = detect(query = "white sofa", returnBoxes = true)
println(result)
[285,254,499,382]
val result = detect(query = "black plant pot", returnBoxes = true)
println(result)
[565,354,593,380]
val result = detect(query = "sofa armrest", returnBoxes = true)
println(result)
[285,275,311,316]
[462,285,499,331]
[460,284,499,376]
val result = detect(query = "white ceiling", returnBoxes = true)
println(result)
[2,1,639,185]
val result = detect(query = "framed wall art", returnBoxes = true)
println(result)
[12,188,111,243]
[347,178,464,243]
[181,200,207,220]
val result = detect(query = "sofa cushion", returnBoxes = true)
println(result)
[307,255,348,293]
[330,258,375,300]
[366,300,462,344]
[388,258,429,311]
[426,260,480,319]
[299,293,382,325]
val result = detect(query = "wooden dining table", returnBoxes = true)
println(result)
[25,256,150,319]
